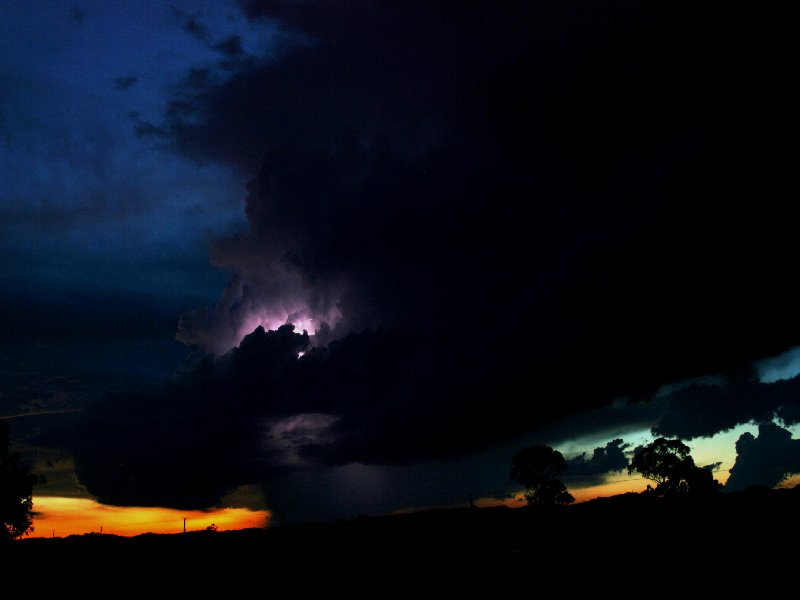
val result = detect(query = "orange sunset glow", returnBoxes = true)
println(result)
[30,496,270,538]
[476,477,651,509]
[568,477,650,504]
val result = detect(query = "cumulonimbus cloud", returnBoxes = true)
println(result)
[73,1,800,508]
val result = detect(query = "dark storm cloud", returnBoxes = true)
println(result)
[182,67,213,90]
[653,376,800,440]
[69,321,551,508]
[171,7,210,43]
[565,439,630,485]
[168,0,796,452]
[71,1,800,507]
[114,76,138,90]
[213,35,244,58]
[0,288,200,498]
[725,422,800,492]
[70,323,501,507]
[169,7,254,71]
[166,0,798,358]
[70,325,310,508]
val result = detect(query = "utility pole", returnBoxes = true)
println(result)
[183,517,186,533]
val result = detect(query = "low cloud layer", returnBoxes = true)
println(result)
[653,376,800,440]
[70,325,310,508]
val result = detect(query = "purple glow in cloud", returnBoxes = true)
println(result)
[177,266,343,354]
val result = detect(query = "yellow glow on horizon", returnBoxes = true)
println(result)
[30,496,270,538]
[477,473,651,509]
[473,495,527,509]
[687,423,759,485]
[569,474,650,503]
[778,473,800,489]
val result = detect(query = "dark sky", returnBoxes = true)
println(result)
[2,1,800,521]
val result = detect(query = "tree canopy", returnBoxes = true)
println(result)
[510,446,575,506]
[0,421,36,541]
[628,437,721,497]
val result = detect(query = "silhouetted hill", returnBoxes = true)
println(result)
[8,486,797,581]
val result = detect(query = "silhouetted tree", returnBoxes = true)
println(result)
[628,438,721,497]
[510,446,575,505]
[0,421,36,541]
[683,463,723,496]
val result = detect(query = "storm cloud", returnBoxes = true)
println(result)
[66,2,800,508]
[653,375,800,440]
[70,325,310,508]
[565,439,630,485]
[725,422,800,492]
[160,1,800,378]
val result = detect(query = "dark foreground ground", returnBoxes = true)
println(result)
[5,486,797,586]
